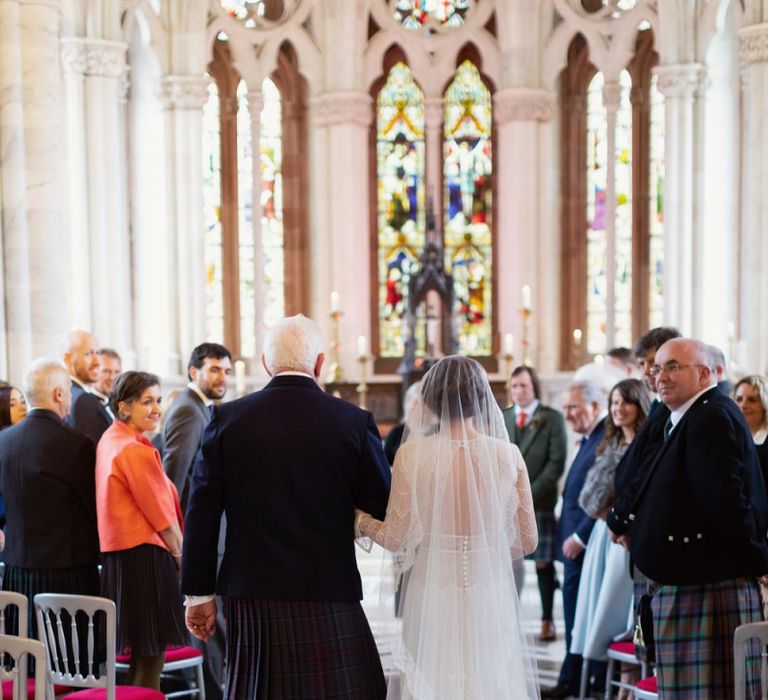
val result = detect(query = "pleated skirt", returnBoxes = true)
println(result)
[101,543,186,657]
[224,597,386,700]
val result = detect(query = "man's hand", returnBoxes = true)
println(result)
[758,573,768,587]
[562,535,585,560]
[186,600,217,642]
[608,529,630,549]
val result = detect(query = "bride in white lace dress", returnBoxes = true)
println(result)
[357,356,540,699]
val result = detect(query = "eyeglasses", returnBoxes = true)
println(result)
[648,362,706,377]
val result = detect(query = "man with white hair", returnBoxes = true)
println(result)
[62,330,112,444]
[182,315,391,699]
[610,338,768,697]
[0,359,100,636]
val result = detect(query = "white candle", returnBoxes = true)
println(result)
[726,321,736,340]
[234,359,246,396]
[330,290,340,313]
[503,333,514,355]
[522,285,531,311]
[573,328,582,346]
[357,335,368,357]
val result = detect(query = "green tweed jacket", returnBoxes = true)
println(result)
[503,404,567,512]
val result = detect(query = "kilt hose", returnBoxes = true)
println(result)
[651,577,764,699]
[224,598,386,700]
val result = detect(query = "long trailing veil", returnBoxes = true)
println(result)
[359,356,540,699]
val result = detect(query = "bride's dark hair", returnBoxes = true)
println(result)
[421,355,488,421]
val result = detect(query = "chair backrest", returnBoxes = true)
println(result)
[734,621,768,700]
[0,633,47,700]
[33,594,116,700]
[0,591,29,637]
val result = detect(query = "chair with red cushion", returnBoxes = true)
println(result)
[0,634,46,700]
[633,675,658,699]
[604,639,651,700]
[115,646,204,699]
[33,594,164,700]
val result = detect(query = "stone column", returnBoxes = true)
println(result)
[0,0,32,380]
[493,88,555,371]
[309,91,372,377]
[246,90,265,374]
[161,75,210,376]
[739,24,768,373]
[424,97,443,218]
[654,63,705,336]
[602,81,621,350]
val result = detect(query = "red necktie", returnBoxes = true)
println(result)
[517,411,527,429]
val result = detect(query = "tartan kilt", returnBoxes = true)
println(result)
[651,577,764,699]
[525,511,557,562]
[224,598,386,700]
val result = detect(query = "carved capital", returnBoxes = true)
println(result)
[246,91,264,122]
[740,23,768,66]
[160,76,211,110]
[493,88,554,123]
[602,82,621,113]
[424,97,443,130]
[653,63,706,99]
[61,39,127,79]
[310,92,372,127]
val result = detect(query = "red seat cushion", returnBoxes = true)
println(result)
[608,641,637,655]
[1,679,68,700]
[636,676,658,691]
[115,646,202,665]
[61,687,165,700]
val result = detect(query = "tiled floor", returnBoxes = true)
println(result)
[357,547,569,694]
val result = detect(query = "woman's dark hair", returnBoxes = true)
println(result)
[0,385,13,428]
[598,378,651,453]
[421,355,488,421]
[109,371,161,421]
[510,365,541,400]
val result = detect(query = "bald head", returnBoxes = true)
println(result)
[654,338,716,410]
[62,330,100,384]
[23,358,72,418]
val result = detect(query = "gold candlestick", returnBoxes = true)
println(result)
[325,309,344,384]
[502,351,514,407]
[521,307,533,366]
[356,353,369,410]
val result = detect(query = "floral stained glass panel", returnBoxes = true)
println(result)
[376,62,426,358]
[648,74,665,330]
[443,60,492,356]
[203,80,224,344]
[393,0,472,31]
[260,77,285,332]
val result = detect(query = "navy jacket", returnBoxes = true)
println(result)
[181,375,391,601]
[556,420,606,558]
[624,387,768,585]
[65,381,112,446]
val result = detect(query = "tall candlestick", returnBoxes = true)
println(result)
[325,298,344,384]
[234,359,246,397]
[572,328,583,369]
[520,288,533,366]
[499,333,514,407]
[356,349,370,411]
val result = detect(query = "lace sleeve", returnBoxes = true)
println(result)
[508,447,538,558]
[357,448,413,552]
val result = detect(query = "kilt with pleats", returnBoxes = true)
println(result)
[525,511,557,562]
[651,577,763,699]
[224,598,386,700]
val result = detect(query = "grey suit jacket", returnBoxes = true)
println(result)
[162,387,210,511]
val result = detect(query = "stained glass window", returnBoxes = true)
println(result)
[648,73,665,329]
[444,60,492,356]
[203,80,224,343]
[376,62,426,357]
[393,0,472,31]
[260,77,285,330]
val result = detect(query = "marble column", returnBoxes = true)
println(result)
[493,88,556,371]
[424,97,443,219]
[161,75,209,376]
[21,0,70,359]
[654,63,705,337]
[309,91,372,378]
[739,24,768,373]
[602,81,621,350]
[0,0,32,380]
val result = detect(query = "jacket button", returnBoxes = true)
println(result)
[668,535,674,542]
[629,514,635,521]
[683,537,690,543]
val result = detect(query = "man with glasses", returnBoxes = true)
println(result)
[610,338,768,697]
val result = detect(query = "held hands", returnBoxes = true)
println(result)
[562,535,585,560]
[186,600,217,642]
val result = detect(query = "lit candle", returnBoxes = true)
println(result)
[726,321,736,340]
[357,335,368,357]
[234,359,246,396]
[573,328,583,346]
[594,354,604,365]
[522,285,531,311]
[330,291,340,313]
[503,333,514,356]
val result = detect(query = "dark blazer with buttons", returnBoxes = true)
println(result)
[65,380,112,446]
[0,409,99,568]
[556,420,606,557]
[625,387,768,585]
[181,374,392,601]
[503,404,567,512]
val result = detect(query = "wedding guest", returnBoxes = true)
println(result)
[708,344,733,397]
[606,347,637,376]
[96,371,186,691]
[92,348,122,408]
[0,385,28,429]
[734,374,768,476]
[384,381,422,466]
